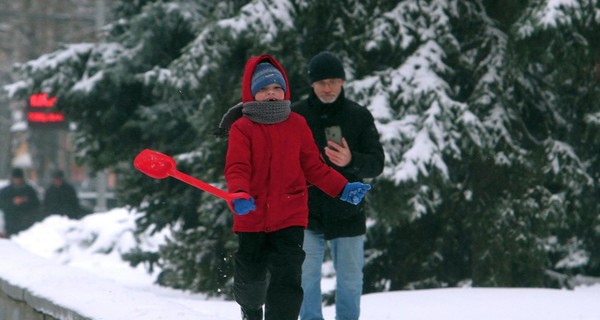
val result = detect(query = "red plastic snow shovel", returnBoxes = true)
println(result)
[133,149,248,211]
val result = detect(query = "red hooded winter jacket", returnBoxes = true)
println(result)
[225,54,348,233]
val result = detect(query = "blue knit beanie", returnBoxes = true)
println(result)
[251,63,286,97]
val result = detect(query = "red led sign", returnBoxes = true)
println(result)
[27,112,66,122]
[27,93,67,128]
[29,93,57,108]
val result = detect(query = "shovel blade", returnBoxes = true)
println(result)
[134,149,176,179]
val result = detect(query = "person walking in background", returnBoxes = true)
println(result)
[292,51,385,320]
[0,168,42,237]
[218,53,371,320]
[43,170,81,219]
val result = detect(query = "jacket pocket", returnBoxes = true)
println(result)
[284,187,308,212]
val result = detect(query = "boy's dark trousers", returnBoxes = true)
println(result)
[234,226,305,320]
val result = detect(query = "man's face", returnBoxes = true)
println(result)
[311,78,344,104]
[52,177,64,186]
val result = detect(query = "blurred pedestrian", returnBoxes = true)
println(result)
[292,51,385,320]
[219,53,371,320]
[43,170,81,219]
[0,168,42,237]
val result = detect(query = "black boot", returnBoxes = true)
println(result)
[241,306,263,320]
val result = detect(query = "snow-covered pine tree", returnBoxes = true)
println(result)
[346,0,600,290]
[5,0,599,297]
[509,0,600,285]
[350,0,519,290]
[367,1,598,289]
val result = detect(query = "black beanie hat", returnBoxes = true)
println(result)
[308,51,346,83]
[52,170,65,179]
[11,168,24,178]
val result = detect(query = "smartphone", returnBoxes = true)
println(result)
[325,125,343,145]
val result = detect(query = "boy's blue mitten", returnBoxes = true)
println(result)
[340,182,371,205]
[232,197,256,215]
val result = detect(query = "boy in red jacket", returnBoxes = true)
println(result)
[218,54,370,320]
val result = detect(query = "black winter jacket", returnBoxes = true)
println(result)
[44,182,81,219]
[292,89,384,239]
[0,183,41,236]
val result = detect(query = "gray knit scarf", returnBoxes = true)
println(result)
[218,100,291,135]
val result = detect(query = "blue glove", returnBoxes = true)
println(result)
[232,197,256,215]
[340,182,371,205]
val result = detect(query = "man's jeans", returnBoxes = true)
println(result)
[300,229,365,320]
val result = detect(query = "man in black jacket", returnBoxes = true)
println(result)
[43,170,81,219]
[0,168,41,237]
[292,51,384,320]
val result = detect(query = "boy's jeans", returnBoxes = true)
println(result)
[300,229,365,320]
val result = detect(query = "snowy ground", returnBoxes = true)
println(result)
[4,208,600,320]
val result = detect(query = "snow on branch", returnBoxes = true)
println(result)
[7,42,125,97]
[515,0,589,38]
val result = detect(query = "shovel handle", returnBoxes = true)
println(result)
[134,149,249,211]
[170,170,249,211]
[168,170,246,204]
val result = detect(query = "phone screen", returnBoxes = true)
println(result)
[325,126,343,145]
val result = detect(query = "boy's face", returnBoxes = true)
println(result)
[254,83,285,101]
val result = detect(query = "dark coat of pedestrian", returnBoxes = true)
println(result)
[0,168,42,237]
[43,170,81,219]
[292,51,385,320]
[292,56,385,240]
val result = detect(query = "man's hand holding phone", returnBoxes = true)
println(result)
[325,137,352,167]
[324,125,351,166]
